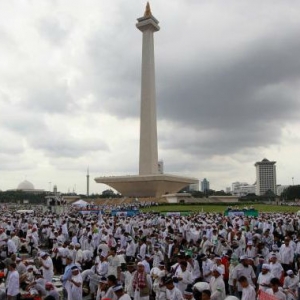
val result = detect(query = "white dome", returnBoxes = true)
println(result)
[17,180,35,190]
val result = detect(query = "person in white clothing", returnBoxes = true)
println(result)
[125,238,135,262]
[113,284,131,300]
[68,266,82,300]
[7,237,17,256]
[164,275,183,300]
[175,261,193,294]
[40,252,54,283]
[238,276,256,300]
[269,254,284,280]
[200,254,214,283]
[279,237,294,272]
[257,264,274,292]
[265,277,287,300]
[283,270,298,296]
[7,263,20,300]
[209,267,226,300]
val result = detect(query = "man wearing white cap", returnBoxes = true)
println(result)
[183,285,195,300]
[164,275,183,300]
[283,270,298,295]
[209,267,226,300]
[132,262,152,300]
[152,244,164,268]
[279,236,294,272]
[68,266,82,300]
[269,254,284,280]
[40,252,54,282]
[113,284,131,300]
[150,261,166,300]
[245,241,256,259]
[175,261,193,294]
[232,256,256,298]
[257,264,273,292]
[200,254,214,283]
[125,238,135,262]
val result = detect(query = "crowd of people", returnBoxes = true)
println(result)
[0,206,299,300]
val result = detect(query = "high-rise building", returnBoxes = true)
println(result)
[255,158,276,196]
[231,181,256,197]
[201,178,210,192]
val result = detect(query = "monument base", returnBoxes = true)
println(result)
[94,174,199,198]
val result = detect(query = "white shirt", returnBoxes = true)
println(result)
[166,286,183,300]
[7,270,20,296]
[270,262,283,280]
[241,285,256,300]
[209,275,226,300]
[232,264,256,292]
[265,288,286,300]
[279,244,294,264]
[257,272,273,291]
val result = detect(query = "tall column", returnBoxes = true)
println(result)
[136,3,160,175]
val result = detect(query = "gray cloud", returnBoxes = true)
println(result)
[37,17,71,46]
[28,134,109,158]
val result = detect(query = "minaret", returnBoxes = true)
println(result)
[86,167,90,197]
[136,2,160,175]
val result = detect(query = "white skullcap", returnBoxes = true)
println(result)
[262,264,270,270]
[193,282,210,292]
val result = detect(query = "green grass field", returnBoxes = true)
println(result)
[140,204,300,214]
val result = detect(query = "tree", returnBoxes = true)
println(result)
[281,185,300,201]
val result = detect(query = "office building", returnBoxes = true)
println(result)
[255,158,276,196]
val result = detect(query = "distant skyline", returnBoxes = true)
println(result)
[1,1,300,194]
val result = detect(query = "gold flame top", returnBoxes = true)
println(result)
[144,2,152,17]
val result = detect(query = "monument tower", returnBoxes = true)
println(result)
[95,3,198,197]
[137,3,159,176]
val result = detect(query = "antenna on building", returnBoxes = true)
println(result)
[87,166,90,197]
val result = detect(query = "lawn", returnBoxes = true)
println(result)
[140,204,300,214]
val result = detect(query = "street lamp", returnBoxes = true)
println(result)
[292,177,294,186]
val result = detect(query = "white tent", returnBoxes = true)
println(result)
[72,199,89,207]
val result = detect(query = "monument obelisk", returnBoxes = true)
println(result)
[95,3,198,197]
[137,3,160,175]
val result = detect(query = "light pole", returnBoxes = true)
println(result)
[292,177,294,186]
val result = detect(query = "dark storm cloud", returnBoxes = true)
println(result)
[155,28,300,155]
[83,30,141,118]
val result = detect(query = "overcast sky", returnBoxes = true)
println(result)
[1,0,300,194]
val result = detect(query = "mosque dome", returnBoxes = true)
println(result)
[17,180,35,190]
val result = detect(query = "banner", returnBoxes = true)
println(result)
[116,211,128,217]
[166,212,181,217]
[258,290,278,300]
[227,211,245,217]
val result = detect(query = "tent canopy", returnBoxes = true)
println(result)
[72,199,89,207]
